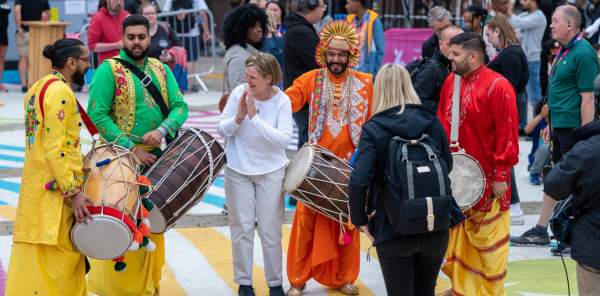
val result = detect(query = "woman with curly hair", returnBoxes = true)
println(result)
[223,4,268,93]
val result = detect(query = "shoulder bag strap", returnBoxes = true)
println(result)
[112,58,170,119]
[39,78,99,137]
[450,75,461,145]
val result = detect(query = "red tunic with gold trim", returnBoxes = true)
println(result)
[285,68,372,288]
[437,66,519,211]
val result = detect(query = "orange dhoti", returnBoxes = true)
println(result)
[287,203,361,288]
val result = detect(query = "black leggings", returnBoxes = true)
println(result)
[375,231,449,296]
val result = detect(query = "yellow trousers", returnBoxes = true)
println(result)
[442,200,510,296]
[88,233,165,296]
[5,205,86,296]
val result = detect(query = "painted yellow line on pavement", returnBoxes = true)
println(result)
[161,263,187,295]
[0,205,16,220]
[177,227,269,295]
[281,225,375,296]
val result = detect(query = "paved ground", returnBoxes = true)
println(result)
[0,89,579,295]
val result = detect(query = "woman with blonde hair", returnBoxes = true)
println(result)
[218,52,292,296]
[486,13,529,225]
[349,63,463,295]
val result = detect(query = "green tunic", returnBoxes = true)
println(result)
[88,50,188,149]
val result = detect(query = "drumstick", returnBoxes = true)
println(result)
[96,152,133,167]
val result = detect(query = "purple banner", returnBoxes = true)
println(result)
[382,28,433,65]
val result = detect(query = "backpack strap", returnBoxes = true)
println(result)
[39,78,99,137]
[395,134,447,196]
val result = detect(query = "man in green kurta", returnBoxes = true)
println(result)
[87,15,188,296]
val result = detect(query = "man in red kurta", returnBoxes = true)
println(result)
[285,21,373,296]
[437,32,519,295]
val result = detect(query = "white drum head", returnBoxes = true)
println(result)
[71,215,132,260]
[283,146,314,193]
[450,153,486,209]
[148,203,167,234]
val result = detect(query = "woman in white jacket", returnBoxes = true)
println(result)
[217,52,293,296]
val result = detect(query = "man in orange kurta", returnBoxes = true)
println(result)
[284,21,373,296]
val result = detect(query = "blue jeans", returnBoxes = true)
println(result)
[526,61,542,107]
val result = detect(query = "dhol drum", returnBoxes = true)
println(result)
[71,143,141,260]
[144,128,226,233]
[449,151,486,210]
[283,145,352,223]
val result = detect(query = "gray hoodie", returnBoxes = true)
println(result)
[223,44,258,93]
[510,10,547,62]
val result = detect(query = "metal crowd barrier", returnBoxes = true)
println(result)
[157,8,217,92]
[78,7,218,93]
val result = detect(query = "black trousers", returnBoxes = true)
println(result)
[551,128,576,163]
[510,167,520,204]
[375,231,449,296]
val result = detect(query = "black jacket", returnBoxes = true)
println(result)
[412,51,451,112]
[488,45,529,94]
[544,120,600,269]
[421,34,439,60]
[282,13,320,89]
[348,105,463,245]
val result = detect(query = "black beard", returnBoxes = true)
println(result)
[73,67,87,86]
[123,45,149,62]
[326,61,348,76]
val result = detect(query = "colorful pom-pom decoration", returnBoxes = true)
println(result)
[141,198,154,211]
[112,256,126,272]
[44,180,58,191]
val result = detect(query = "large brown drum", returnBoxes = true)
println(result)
[144,128,226,233]
[283,145,352,223]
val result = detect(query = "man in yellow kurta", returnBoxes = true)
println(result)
[86,15,188,296]
[6,38,92,295]
[285,21,373,296]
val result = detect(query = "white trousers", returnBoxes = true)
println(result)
[224,166,285,287]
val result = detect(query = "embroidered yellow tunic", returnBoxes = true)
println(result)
[6,71,86,295]
[87,50,188,296]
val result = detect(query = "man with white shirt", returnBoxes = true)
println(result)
[508,0,547,110]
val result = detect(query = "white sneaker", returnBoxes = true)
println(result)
[510,213,525,225]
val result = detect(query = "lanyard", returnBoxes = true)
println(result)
[550,33,582,79]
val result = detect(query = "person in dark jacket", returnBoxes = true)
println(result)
[283,0,324,152]
[412,25,462,112]
[544,120,600,296]
[349,63,464,296]
[421,6,451,59]
[486,14,530,226]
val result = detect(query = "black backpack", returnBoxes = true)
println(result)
[383,134,453,235]
[405,58,427,80]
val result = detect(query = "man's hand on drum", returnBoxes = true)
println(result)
[492,181,508,198]
[235,91,248,124]
[133,148,158,167]
[142,130,163,147]
[71,191,93,224]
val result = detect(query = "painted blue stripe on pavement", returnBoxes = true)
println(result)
[0,200,7,205]
[0,145,25,152]
[0,179,20,194]
[0,154,24,162]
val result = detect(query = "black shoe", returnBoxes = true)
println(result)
[510,227,550,246]
[21,85,27,93]
[238,285,255,296]
[269,285,285,296]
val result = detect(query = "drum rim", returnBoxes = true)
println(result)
[450,152,487,210]
[70,214,133,260]
[283,145,315,193]
[148,201,167,234]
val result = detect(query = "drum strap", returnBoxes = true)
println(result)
[450,75,462,145]
[39,78,99,137]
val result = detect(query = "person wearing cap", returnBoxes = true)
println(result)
[284,21,373,296]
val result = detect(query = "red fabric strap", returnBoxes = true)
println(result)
[38,78,99,137]
[86,205,138,233]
